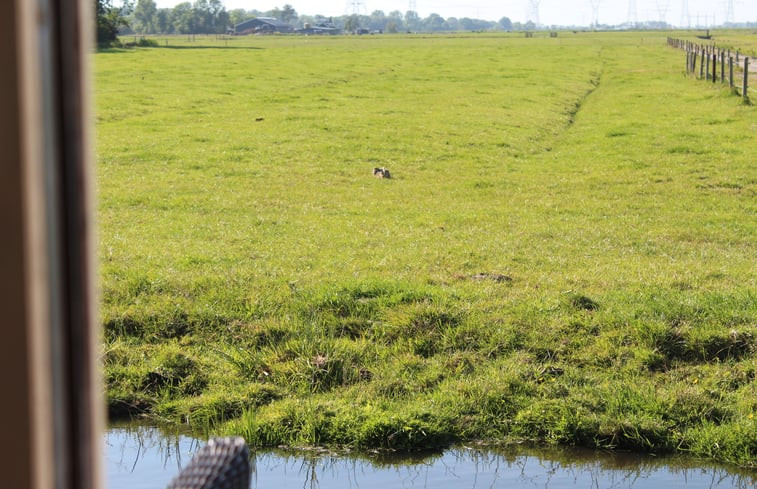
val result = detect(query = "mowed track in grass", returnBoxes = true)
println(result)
[96,32,756,467]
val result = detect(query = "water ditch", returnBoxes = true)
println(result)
[105,423,755,489]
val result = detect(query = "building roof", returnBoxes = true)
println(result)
[296,23,341,35]
[235,17,293,33]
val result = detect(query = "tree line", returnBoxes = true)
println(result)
[97,0,514,45]
[97,0,232,43]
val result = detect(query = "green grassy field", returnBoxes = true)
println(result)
[675,29,757,57]
[96,31,756,468]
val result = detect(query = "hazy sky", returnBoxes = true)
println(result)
[155,1,757,27]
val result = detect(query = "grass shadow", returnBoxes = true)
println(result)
[159,45,265,50]
[97,46,265,53]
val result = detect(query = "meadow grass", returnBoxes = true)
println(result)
[97,31,756,468]
[675,29,757,57]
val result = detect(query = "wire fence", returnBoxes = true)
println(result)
[667,37,751,102]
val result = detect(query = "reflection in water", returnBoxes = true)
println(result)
[250,447,755,489]
[105,425,755,489]
[105,423,203,489]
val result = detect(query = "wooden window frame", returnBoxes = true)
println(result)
[0,1,101,489]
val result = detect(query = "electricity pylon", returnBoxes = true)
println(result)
[589,0,601,27]
[655,0,670,24]
[526,0,541,27]
[346,0,367,16]
[627,0,638,26]
[724,0,735,25]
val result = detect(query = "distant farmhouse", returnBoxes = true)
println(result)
[233,17,293,35]
[296,21,341,35]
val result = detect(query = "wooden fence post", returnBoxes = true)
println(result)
[712,54,717,83]
[699,49,705,78]
[721,53,725,84]
[693,52,698,76]
[729,57,734,88]
[744,58,750,101]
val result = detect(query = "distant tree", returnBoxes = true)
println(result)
[216,8,230,32]
[368,10,386,32]
[156,8,171,33]
[344,14,360,33]
[422,13,445,32]
[445,17,460,31]
[498,16,513,31]
[194,0,226,33]
[133,0,157,34]
[280,4,298,23]
[297,14,314,27]
[229,8,251,27]
[194,0,208,32]
[170,2,195,34]
[267,7,281,19]
[404,10,420,31]
[383,11,402,32]
[458,17,494,31]
[96,0,131,45]
[459,17,475,31]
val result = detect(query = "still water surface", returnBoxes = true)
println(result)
[105,424,755,489]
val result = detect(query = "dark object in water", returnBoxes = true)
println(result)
[166,437,250,489]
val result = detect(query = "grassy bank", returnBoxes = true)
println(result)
[97,32,756,468]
